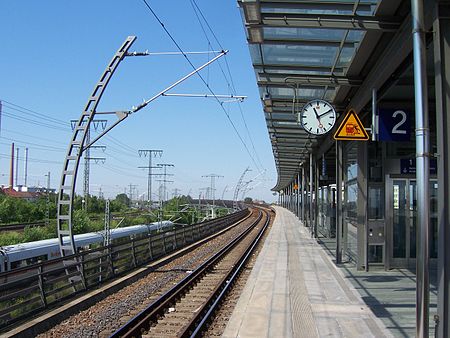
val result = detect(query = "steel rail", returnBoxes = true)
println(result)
[184,209,271,337]
[111,208,267,338]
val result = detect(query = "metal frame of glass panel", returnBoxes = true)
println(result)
[238,0,406,191]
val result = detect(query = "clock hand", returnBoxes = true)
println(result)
[313,107,321,120]
[318,109,333,117]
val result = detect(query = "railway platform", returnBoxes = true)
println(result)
[223,206,419,338]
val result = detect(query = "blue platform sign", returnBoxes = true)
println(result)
[379,109,411,142]
[400,158,437,175]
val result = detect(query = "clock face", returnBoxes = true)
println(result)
[299,99,336,135]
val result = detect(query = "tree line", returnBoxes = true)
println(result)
[0,192,230,246]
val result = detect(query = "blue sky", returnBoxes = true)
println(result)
[0,1,277,203]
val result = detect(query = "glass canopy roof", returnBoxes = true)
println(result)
[238,0,403,191]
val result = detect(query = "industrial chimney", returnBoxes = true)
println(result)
[9,143,14,188]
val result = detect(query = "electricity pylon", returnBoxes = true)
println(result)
[71,119,107,211]
[138,149,163,210]
[202,174,223,218]
[157,163,174,202]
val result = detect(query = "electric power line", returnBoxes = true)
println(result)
[189,0,264,171]
[139,0,261,171]
[0,99,70,126]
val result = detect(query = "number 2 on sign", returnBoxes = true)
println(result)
[392,110,407,135]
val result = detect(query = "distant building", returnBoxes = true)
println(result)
[13,185,55,194]
[0,186,53,201]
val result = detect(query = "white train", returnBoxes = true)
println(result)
[0,221,173,273]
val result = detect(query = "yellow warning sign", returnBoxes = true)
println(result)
[293,184,298,190]
[333,109,369,141]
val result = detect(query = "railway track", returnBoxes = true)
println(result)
[1,210,252,336]
[14,209,254,337]
[0,221,46,232]
[111,208,270,338]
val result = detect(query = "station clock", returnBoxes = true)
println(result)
[299,99,336,136]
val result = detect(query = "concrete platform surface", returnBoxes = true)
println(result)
[223,206,393,338]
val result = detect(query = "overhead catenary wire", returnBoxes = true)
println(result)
[139,0,261,172]
[1,99,138,157]
[189,0,264,172]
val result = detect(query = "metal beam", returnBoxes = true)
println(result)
[249,38,357,48]
[253,63,345,74]
[258,13,401,31]
[259,1,375,13]
[258,74,363,86]
[260,82,332,89]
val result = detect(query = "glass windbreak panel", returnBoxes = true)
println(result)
[368,186,384,219]
[262,44,337,67]
[347,30,365,41]
[336,46,357,68]
[430,182,438,258]
[346,181,357,219]
[259,68,332,76]
[265,86,336,101]
[323,88,337,102]
[369,245,383,263]
[318,188,325,234]
[346,162,357,181]
[264,27,346,41]
[249,44,262,64]
[347,220,358,260]
[344,143,358,262]
[345,144,358,219]
[393,180,407,258]
[268,86,330,100]
[329,186,337,238]
[409,181,417,258]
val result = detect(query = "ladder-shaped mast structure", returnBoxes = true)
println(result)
[57,36,227,259]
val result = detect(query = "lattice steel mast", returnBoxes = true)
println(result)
[138,149,163,210]
[202,174,223,218]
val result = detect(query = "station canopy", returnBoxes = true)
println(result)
[238,0,406,191]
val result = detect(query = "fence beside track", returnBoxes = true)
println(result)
[0,209,250,330]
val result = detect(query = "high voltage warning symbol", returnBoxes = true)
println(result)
[333,109,369,141]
